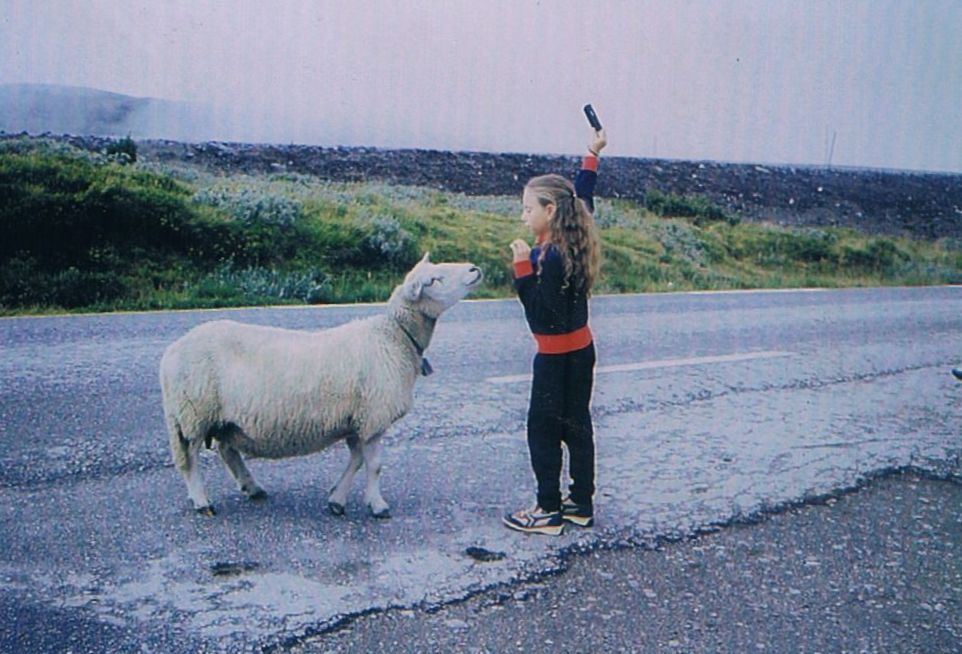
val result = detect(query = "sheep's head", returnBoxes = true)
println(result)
[393,253,483,317]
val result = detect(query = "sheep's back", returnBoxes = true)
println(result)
[162,318,418,454]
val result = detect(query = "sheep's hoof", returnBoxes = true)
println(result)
[248,488,268,501]
[196,505,217,517]
[328,501,346,517]
[370,507,392,520]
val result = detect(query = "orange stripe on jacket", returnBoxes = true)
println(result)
[532,325,593,354]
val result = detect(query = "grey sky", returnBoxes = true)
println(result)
[2,0,960,171]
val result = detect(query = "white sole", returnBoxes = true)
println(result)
[562,515,594,527]
[501,516,564,536]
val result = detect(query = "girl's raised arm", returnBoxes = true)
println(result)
[575,128,607,213]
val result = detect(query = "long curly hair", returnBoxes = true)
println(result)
[525,173,601,293]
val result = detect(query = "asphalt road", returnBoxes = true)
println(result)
[291,471,962,654]
[2,286,961,652]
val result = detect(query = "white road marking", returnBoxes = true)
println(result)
[486,350,796,384]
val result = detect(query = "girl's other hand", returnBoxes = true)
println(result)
[590,128,607,155]
[510,239,531,263]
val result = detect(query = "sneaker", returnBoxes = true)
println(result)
[561,496,594,527]
[502,505,564,536]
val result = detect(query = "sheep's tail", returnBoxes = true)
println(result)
[166,414,192,473]
[160,372,183,473]
[161,381,194,473]
[160,360,204,472]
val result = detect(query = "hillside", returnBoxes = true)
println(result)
[0,84,209,142]
[1,135,961,315]
[84,135,962,241]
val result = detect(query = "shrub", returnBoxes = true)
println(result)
[937,237,962,252]
[654,221,718,266]
[729,226,837,266]
[645,189,739,226]
[0,136,106,163]
[592,200,637,229]
[0,152,216,268]
[39,267,128,309]
[445,193,519,216]
[786,229,838,263]
[839,238,908,270]
[194,265,331,303]
[358,213,419,268]
[0,255,38,307]
[104,135,137,164]
[190,188,313,266]
[354,183,434,206]
[192,188,303,226]
[893,260,962,284]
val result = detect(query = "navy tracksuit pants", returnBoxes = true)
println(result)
[526,342,596,513]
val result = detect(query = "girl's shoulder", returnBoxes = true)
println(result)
[537,243,562,260]
[534,243,564,276]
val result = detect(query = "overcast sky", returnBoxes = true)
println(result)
[2,0,960,172]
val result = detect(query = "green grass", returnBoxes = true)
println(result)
[2,136,961,316]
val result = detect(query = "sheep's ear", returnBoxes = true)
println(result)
[403,254,433,301]
[403,268,439,302]
[403,278,423,302]
[402,270,427,302]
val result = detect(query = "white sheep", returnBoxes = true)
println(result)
[159,254,482,518]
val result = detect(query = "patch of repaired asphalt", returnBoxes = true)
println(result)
[285,470,962,654]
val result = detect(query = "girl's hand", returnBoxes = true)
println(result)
[510,239,531,263]
[590,128,607,156]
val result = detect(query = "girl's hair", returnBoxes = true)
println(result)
[525,174,601,293]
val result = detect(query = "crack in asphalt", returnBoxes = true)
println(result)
[262,464,962,653]
[791,437,902,450]
[0,454,173,491]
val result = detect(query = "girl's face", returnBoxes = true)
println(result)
[521,188,555,239]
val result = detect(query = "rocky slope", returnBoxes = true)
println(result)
[9,133,962,240]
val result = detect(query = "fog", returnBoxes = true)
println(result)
[2,0,960,172]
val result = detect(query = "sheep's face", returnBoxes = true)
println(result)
[397,253,483,316]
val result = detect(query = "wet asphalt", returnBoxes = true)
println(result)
[291,471,962,654]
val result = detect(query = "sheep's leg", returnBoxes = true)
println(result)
[169,426,215,516]
[361,433,390,519]
[217,441,267,501]
[328,435,362,516]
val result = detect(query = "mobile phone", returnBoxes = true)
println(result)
[583,104,603,131]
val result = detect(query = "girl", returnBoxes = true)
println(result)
[503,128,606,536]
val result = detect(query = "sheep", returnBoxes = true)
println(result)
[159,253,482,518]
